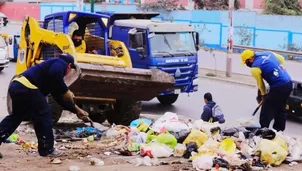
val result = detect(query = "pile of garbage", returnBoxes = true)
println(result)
[5,112,302,170]
[100,112,302,170]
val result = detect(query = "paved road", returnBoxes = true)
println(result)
[0,63,301,136]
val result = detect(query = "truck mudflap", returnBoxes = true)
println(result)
[67,63,175,101]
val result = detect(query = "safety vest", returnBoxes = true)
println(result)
[252,52,291,88]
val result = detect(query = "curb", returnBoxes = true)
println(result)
[198,68,257,88]
[199,75,257,88]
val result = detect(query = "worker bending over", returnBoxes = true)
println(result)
[0,53,89,157]
[241,50,292,131]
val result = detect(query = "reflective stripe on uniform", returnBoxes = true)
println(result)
[12,76,38,89]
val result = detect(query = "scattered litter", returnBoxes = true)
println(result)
[135,156,159,167]
[104,152,111,156]
[89,157,104,166]
[50,158,62,164]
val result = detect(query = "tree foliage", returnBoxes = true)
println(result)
[263,0,302,15]
[137,0,181,12]
[194,0,240,10]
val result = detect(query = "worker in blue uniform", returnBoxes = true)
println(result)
[0,53,89,157]
[241,49,292,131]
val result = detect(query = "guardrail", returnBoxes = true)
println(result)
[233,45,302,57]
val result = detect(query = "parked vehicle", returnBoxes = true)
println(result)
[0,12,8,27]
[0,33,20,61]
[286,80,302,117]
[0,36,10,71]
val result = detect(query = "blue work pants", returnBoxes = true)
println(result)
[0,81,54,156]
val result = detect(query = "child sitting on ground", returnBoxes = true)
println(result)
[201,92,225,124]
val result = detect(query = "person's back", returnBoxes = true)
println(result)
[252,51,291,88]
[201,93,225,124]
[21,58,68,96]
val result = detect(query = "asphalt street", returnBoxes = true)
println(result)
[0,23,301,136]
[0,62,301,136]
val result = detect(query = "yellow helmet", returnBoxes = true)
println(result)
[240,49,255,65]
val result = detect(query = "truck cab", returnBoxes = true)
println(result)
[97,12,200,105]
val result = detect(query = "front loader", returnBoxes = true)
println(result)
[11,12,175,126]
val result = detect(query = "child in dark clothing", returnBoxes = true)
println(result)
[201,92,225,124]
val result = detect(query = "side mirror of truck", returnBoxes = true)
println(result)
[136,47,146,59]
[194,32,200,51]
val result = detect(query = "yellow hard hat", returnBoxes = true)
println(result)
[240,49,255,65]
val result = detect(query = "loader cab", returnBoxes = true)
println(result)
[42,11,111,58]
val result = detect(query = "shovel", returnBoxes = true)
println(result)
[252,101,263,116]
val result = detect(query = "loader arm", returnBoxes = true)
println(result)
[20,16,77,69]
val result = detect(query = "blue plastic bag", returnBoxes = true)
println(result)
[130,118,152,127]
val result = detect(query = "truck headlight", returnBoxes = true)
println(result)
[193,77,198,85]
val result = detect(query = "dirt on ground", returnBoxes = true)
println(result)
[0,113,300,171]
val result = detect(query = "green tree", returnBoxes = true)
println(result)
[263,0,302,15]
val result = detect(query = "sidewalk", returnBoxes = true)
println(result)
[198,67,257,88]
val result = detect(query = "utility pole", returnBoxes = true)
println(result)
[226,0,234,77]
[91,0,95,13]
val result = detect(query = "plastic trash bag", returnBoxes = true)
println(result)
[285,136,302,161]
[169,129,190,143]
[150,112,189,133]
[198,139,220,156]
[146,130,177,149]
[255,139,288,166]
[192,155,214,170]
[183,142,198,159]
[183,129,208,148]
[219,138,236,154]
[254,128,276,140]
[173,143,186,157]
[130,119,152,132]
[213,157,230,169]
[192,120,221,136]
[140,143,173,158]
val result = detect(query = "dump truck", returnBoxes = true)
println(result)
[10,11,175,125]
[95,12,200,105]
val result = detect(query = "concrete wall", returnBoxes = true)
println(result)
[1,2,302,52]
[0,3,40,21]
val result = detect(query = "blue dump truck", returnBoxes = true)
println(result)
[96,12,200,105]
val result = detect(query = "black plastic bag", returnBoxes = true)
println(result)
[212,157,230,169]
[170,129,190,143]
[183,142,198,159]
[254,128,276,140]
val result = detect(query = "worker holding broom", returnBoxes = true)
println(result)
[240,50,292,132]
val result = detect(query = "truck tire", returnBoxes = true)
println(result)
[157,94,179,105]
[47,95,63,124]
[106,100,141,126]
[0,67,4,72]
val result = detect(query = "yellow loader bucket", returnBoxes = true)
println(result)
[68,63,175,101]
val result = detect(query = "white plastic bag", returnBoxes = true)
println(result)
[192,155,214,170]
[140,143,173,158]
[150,112,189,132]
[173,143,186,157]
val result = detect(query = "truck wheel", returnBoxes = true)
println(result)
[0,67,4,72]
[157,94,179,105]
[106,100,141,126]
[47,95,63,124]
